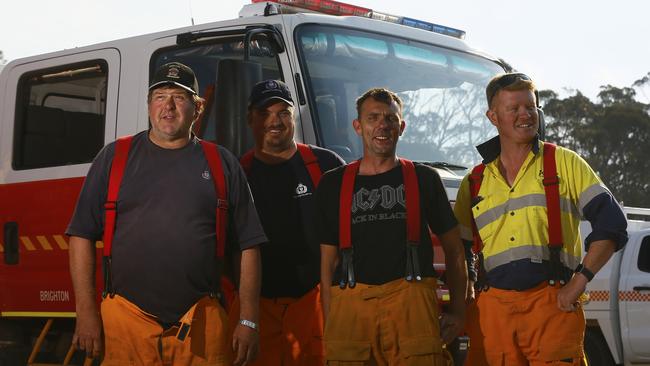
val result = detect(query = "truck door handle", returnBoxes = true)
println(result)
[633,286,650,292]
[3,221,19,265]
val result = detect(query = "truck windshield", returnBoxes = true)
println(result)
[296,24,505,168]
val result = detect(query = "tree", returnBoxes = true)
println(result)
[0,50,6,65]
[542,77,650,208]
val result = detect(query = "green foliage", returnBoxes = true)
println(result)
[542,76,650,207]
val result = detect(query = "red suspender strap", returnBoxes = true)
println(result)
[200,140,228,259]
[468,164,486,253]
[103,135,133,258]
[339,160,360,250]
[239,150,254,176]
[400,159,421,244]
[296,143,322,187]
[542,142,562,248]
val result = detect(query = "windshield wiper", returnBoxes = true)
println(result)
[424,161,467,171]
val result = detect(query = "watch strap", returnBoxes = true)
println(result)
[574,263,595,282]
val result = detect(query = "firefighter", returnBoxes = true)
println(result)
[454,72,628,365]
[228,79,345,365]
[317,88,467,365]
[67,62,266,365]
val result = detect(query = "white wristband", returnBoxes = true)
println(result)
[239,319,258,331]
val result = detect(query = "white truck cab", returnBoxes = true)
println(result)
[0,1,506,363]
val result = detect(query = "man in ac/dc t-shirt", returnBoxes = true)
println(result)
[316,88,468,366]
[229,79,344,366]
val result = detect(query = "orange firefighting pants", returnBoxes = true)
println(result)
[100,294,232,366]
[228,286,324,366]
[324,278,450,366]
[465,283,586,366]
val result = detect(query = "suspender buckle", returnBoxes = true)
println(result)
[405,242,422,282]
[547,246,566,286]
[339,248,355,289]
[102,256,115,298]
[543,175,560,186]
[216,199,228,210]
[104,201,117,210]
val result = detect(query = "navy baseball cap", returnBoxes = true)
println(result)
[149,62,199,95]
[248,80,294,109]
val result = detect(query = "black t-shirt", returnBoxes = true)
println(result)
[246,146,344,298]
[316,162,457,285]
[66,131,266,323]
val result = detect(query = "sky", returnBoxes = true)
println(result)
[1,0,649,102]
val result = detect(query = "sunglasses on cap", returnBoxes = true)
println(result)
[486,72,533,106]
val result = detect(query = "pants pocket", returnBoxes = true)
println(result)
[325,340,371,365]
[399,336,446,366]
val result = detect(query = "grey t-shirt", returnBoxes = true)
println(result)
[66,131,266,323]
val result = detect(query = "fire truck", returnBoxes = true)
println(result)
[3,1,643,365]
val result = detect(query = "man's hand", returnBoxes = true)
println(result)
[72,309,102,358]
[557,275,587,312]
[439,311,465,345]
[232,324,259,366]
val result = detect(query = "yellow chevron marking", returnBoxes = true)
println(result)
[36,236,53,250]
[95,241,104,248]
[1,311,76,318]
[20,237,36,251]
[53,235,69,250]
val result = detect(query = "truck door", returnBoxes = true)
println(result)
[619,234,650,362]
[0,49,120,316]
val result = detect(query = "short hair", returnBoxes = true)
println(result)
[356,88,403,119]
[485,73,536,107]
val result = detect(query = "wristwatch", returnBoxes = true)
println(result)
[239,319,258,331]
[574,263,595,282]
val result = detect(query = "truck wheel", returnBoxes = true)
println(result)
[584,327,615,366]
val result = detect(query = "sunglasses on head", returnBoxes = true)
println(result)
[487,73,532,105]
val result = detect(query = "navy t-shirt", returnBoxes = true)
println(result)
[66,131,266,323]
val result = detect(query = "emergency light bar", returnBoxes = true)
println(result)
[251,0,466,39]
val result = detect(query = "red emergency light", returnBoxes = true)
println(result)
[251,0,465,39]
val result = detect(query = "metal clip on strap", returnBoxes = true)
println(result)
[547,246,565,286]
[339,248,355,289]
[405,243,422,281]
[102,256,114,298]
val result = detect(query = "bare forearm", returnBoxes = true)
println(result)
[69,236,98,313]
[320,244,338,323]
[582,239,616,274]
[439,227,468,315]
[238,247,261,323]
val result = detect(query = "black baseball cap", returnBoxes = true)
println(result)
[248,79,294,109]
[149,62,199,95]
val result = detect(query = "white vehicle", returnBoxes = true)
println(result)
[583,207,650,366]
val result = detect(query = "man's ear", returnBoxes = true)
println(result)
[353,119,362,136]
[486,109,498,127]
[399,120,406,136]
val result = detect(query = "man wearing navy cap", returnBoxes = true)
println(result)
[229,79,344,365]
[68,62,266,365]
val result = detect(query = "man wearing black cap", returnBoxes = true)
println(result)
[229,79,344,365]
[67,62,266,365]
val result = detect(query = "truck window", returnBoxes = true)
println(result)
[12,61,108,170]
[296,24,504,166]
[639,236,650,273]
[151,35,282,157]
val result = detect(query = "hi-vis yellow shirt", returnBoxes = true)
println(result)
[454,139,611,276]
